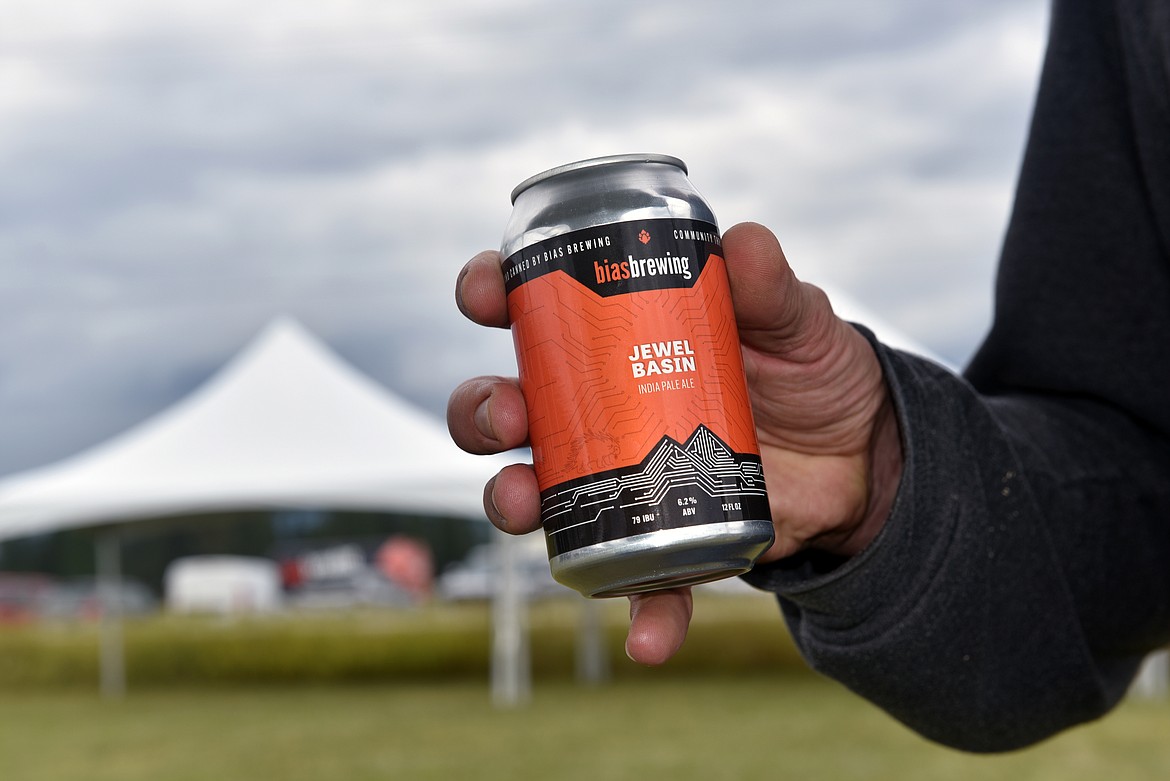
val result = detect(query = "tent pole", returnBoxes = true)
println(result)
[576,597,610,686]
[95,530,126,699]
[1132,649,1170,700]
[491,530,530,707]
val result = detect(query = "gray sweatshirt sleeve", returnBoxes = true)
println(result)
[745,339,1170,752]
[742,0,1170,753]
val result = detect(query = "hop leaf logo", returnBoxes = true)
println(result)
[638,230,651,245]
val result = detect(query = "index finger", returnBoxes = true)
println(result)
[456,250,510,328]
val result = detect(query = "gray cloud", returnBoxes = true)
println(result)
[0,0,1048,475]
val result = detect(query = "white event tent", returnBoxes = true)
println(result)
[0,293,940,540]
[0,318,500,535]
[0,318,533,702]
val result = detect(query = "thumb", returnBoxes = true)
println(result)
[625,588,693,665]
[722,222,837,360]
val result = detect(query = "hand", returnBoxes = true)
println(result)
[447,222,902,664]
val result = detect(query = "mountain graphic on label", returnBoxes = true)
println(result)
[541,425,767,535]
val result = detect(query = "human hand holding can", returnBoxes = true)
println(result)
[449,157,902,662]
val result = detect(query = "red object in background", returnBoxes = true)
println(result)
[0,573,54,623]
[279,558,305,589]
[375,536,434,599]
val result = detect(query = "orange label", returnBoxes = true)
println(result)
[504,219,769,554]
[507,217,761,473]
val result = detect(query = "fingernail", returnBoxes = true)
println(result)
[454,263,470,318]
[474,396,494,442]
[483,474,508,532]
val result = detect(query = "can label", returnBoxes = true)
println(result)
[504,217,770,558]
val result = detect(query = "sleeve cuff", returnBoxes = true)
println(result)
[741,326,961,637]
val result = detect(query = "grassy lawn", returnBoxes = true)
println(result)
[1,591,1168,779]
[0,591,805,687]
[0,676,1168,780]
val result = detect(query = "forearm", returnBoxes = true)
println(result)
[744,341,1170,752]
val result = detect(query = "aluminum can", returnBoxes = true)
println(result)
[501,154,773,597]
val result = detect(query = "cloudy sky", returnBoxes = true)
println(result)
[0,0,1050,477]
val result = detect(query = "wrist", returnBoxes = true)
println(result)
[849,393,903,555]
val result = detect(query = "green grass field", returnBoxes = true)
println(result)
[0,591,805,687]
[1,677,1168,780]
[1,592,1168,779]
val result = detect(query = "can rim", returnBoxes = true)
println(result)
[509,153,688,204]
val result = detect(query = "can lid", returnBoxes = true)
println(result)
[510,154,688,204]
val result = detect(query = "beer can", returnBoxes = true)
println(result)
[501,154,774,598]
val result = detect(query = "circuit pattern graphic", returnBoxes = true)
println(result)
[541,425,770,555]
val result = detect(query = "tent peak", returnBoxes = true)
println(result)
[0,318,506,540]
